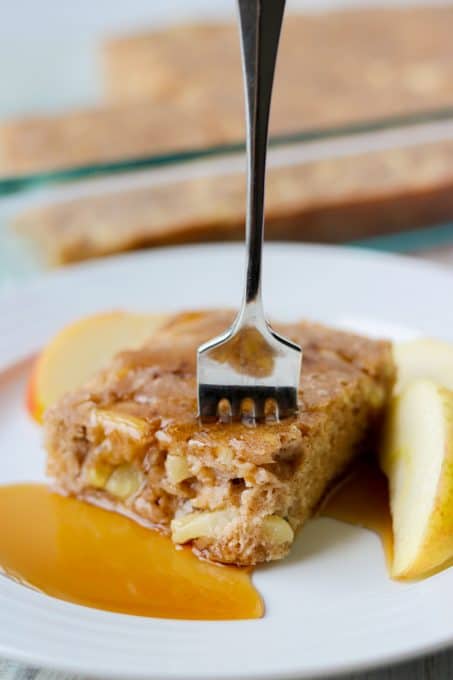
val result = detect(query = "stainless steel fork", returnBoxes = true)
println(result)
[197,0,302,422]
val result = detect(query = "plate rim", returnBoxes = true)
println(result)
[3,240,453,298]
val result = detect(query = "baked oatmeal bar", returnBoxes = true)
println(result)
[45,311,395,565]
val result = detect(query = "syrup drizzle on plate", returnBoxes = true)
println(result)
[0,460,449,619]
[321,459,393,567]
[0,484,263,620]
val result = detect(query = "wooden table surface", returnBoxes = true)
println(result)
[0,243,452,680]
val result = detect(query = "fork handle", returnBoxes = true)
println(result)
[237,0,286,306]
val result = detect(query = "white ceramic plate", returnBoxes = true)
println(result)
[0,243,452,680]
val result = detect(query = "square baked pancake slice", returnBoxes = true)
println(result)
[45,310,395,566]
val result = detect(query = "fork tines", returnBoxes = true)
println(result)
[198,383,298,423]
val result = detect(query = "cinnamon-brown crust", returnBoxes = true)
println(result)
[44,310,395,565]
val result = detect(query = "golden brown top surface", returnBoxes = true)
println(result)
[57,311,394,464]
[105,7,453,121]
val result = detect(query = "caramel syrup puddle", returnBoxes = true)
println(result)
[0,484,263,620]
[321,458,393,567]
[1,462,449,617]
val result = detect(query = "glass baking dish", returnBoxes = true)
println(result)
[3,111,453,291]
[3,1,453,194]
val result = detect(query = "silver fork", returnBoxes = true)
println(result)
[197,0,302,423]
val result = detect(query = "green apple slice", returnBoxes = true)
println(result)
[380,379,453,580]
[394,338,453,393]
